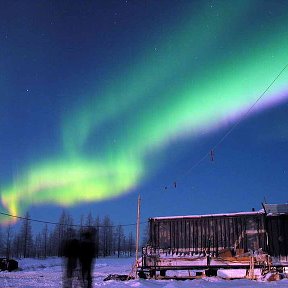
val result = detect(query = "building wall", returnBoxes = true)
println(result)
[149,214,267,256]
[266,215,288,261]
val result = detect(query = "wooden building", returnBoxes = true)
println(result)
[139,203,288,279]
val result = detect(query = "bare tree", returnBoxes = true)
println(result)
[115,225,124,258]
[42,224,48,258]
[141,222,150,247]
[1,211,139,259]
[5,225,12,259]
[32,224,49,258]
[34,233,42,258]
[11,234,21,258]
[94,216,100,258]
[86,212,94,227]
[54,210,73,256]
[20,212,33,258]
[79,214,85,236]
[0,227,4,256]
[128,231,135,257]
[102,215,113,257]
[47,230,57,256]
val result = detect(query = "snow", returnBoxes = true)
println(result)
[0,257,287,287]
[217,269,262,279]
[152,210,265,220]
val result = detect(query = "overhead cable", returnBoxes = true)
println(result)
[0,211,147,228]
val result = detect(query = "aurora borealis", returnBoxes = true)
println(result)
[1,1,288,224]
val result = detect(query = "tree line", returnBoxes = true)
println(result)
[0,211,136,259]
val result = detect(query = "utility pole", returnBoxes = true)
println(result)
[135,194,141,268]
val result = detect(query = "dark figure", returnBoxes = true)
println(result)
[62,232,80,288]
[79,230,96,288]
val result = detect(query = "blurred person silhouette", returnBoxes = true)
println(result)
[79,229,96,288]
[62,228,80,288]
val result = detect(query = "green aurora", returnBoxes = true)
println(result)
[1,1,288,222]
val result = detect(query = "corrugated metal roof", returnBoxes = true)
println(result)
[263,203,288,215]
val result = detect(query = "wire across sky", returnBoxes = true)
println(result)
[1,1,288,224]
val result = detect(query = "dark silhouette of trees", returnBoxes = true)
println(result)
[115,225,124,258]
[102,215,113,257]
[20,212,33,258]
[5,225,12,259]
[1,211,137,259]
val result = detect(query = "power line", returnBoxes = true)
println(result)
[170,62,288,186]
[0,211,147,228]
[2,65,287,223]
[213,62,288,150]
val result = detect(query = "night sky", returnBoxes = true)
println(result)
[0,0,288,228]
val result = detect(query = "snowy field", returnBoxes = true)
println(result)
[0,257,287,288]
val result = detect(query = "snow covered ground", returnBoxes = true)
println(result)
[0,257,287,288]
